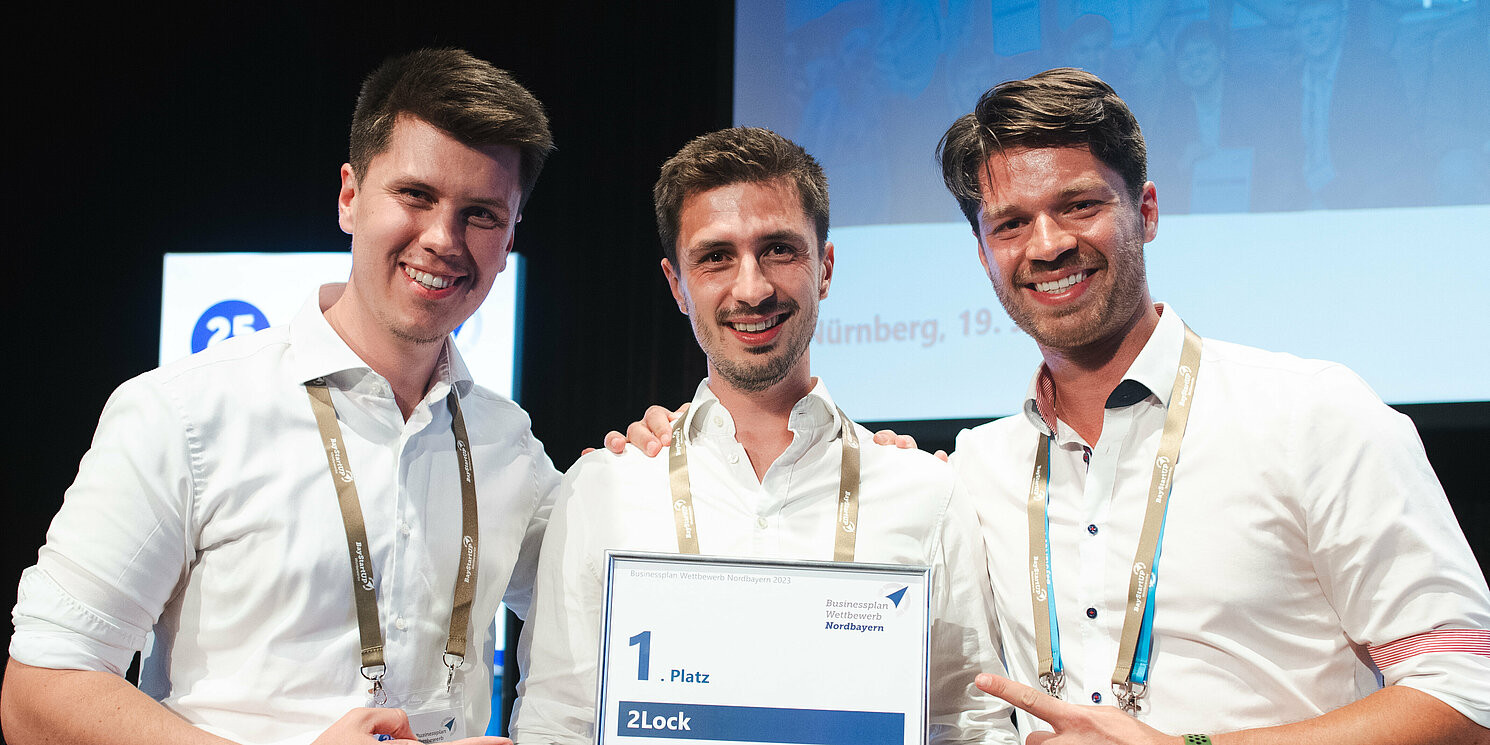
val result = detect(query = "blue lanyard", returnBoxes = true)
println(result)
[1130,519,1166,685]
[1026,324,1202,714]
[1028,435,1064,696]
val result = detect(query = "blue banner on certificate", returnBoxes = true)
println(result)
[598,552,930,745]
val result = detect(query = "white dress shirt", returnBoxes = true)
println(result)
[11,286,559,744]
[953,305,1490,740]
[512,380,1015,745]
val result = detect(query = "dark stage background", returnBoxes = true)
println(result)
[3,1,1486,740]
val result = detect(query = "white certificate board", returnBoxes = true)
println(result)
[599,552,930,745]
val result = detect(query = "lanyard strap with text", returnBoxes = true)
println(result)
[306,379,480,703]
[1027,324,1202,714]
[669,406,861,562]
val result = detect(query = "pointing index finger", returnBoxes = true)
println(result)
[975,673,1071,726]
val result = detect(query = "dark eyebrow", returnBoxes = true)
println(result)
[390,177,438,194]
[981,203,1018,223]
[758,229,811,245]
[1055,179,1114,202]
[688,239,734,254]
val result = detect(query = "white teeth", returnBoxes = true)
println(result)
[732,317,782,333]
[404,266,453,290]
[1034,270,1089,293]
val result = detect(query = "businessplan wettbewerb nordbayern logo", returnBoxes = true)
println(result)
[821,584,911,633]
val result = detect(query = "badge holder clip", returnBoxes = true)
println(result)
[1040,670,1065,698]
[1113,681,1146,715]
[363,664,388,707]
[443,653,464,694]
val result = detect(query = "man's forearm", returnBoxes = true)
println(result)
[1,660,237,745]
[1214,686,1488,745]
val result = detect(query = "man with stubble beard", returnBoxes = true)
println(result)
[510,127,1016,745]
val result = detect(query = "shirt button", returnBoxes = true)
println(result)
[712,415,723,427]
[1091,692,1102,704]
[1086,607,1098,619]
[394,617,408,631]
[756,517,768,529]
[728,454,740,465]
[399,522,412,537]
[1087,524,1098,535]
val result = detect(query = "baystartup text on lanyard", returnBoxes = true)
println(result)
[668,406,862,561]
[1027,325,1201,715]
[306,378,480,705]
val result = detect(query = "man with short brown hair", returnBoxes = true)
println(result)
[4,48,557,745]
[512,127,1014,745]
[939,67,1490,744]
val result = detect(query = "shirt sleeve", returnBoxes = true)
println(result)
[1297,364,1490,727]
[927,478,1020,745]
[510,463,604,745]
[10,375,196,675]
[501,433,562,622]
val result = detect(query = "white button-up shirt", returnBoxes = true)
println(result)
[11,287,559,744]
[954,306,1490,739]
[512,380,1015,744]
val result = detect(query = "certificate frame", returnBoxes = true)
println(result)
[597,551,931,745]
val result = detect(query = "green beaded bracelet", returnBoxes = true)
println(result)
[1182,736,1213,745]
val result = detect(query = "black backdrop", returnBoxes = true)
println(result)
[3,2,729,732]
[3,1,1486,739]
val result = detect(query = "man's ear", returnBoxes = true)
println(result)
[819,241,835,300]
[1140,181,1159,243]
[661,257,688,314]
[337,163,359,235]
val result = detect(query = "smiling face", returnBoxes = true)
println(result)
[335,115,522,349]
[975,146,1157,354]
[663,178,833,396]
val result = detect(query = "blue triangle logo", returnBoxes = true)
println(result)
[886,587,908,607]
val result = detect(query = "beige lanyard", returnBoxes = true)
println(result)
[305,378,480,703]
[1027,325,1202,714]
[669,405,862,562]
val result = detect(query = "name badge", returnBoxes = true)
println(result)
[407,706,466,743]
[370,683,467,743]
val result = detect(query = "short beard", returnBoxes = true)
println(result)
[713,344,800,393]
[379,307,453,346]
[702,299,814,394]
[998,242,1147,352]
[389,325,449,345]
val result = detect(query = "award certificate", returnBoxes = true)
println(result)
[598,551,930,745]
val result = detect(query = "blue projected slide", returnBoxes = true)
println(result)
[736,0,1490,419]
